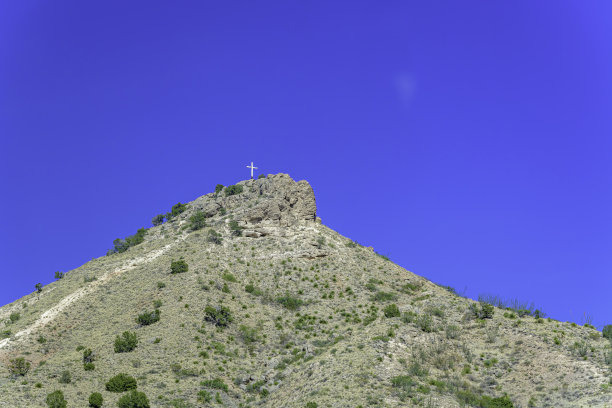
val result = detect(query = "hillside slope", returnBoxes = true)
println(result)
[1,174,611,408]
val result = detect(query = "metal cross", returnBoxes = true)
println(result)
[246,161,258,179]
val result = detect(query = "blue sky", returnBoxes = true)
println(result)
[1,1,611,327]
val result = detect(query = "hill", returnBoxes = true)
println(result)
[0,173,611,408]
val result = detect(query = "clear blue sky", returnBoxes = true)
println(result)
[1,1,611,327]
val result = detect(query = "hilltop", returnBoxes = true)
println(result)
[0,174,611,408]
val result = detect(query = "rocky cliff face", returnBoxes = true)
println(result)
[191,173,318,230]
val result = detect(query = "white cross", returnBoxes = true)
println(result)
[246,161,258,179]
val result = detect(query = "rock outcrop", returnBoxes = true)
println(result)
[191,173,317,228]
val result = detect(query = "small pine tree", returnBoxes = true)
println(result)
[152,214,165,226]
[114,331,139,353]
[189,211,207,230]
[35,283,42,293]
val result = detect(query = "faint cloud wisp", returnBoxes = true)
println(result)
[394,73,416,109]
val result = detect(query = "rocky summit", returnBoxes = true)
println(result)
[0,174,611,408]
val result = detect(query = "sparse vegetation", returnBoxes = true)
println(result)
[106,373,138,392]
[229,219,243,236]
[45,390,67,408]
[207,229,223,244]
[383,303,400,318]
[114,331,139,353]
[117,390,150,408]
[276,293,303,310]
[136,309,161,326]
[189,211,207,230]
[8,357,30,376]
[170,259,188,274]
[224,184,244,196]
[88,392,103,408]
[152,214,165,226]
[204,305,233,327]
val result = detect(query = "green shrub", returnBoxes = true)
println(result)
[416,314,434,333]
[306,403,318,408]
[106,373,137,392]
[0,329,11,339]
[114,331,139,353]
[224,184,244,196]
[200,378,228,392]
[245,283,262,295]
[54,271,65,280]
[603,325,612,340]
[46,390,67,408]
[35,283,43,293]
[371,291,397,302]
[391,375,414,390]
[58,370,71,384]
[383,304,400,318]
[480,394,514,408]
[189,211,207,230]
[136,309,161,326]
[170,260,188,274]
[111,228,147,254]
[229,220,243,236]
[84,362,95,371]
[204,306,233,327]
[88,392,103,408]
[222,272,237,282]
[9,312,20,323]
[215,184,224,195]
[207,229,223,244]
[239,325,260,344]
[277,293,303,310]
[469,302,495,319]
[8,357,30,376]
[83,348,95,363]
[117,390,150,408]
[152,214,165,226]
[169,202,188,218]
[198,390,212,403]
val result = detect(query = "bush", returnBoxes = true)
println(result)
[46,390,67,408]
[106,373,138,392]
[8,357,30,376]
[136,309,161,326]
[239,325,260,344]
[117,391,150,408]
[371,291,397,302]
[480,394,514,408]
[215,184,224,195]
[83,348,95,363]
[469,302,495,319]
[222,272,237,282]
[383,304,400,318]
[89,392,103,408]
[306,403,318,408]
[229,220,243,236]
[54,271,65,280]
[9,312,20,323]
[603,325,612,340]
[198,390,212,402]
[224,184,244,196]
[276,293,303,310]
[204,306,233,327]
[84,362,95,371]
[35,283,43,293]
[245,283,262,296]
[110,228,147,254]
[170,260,188,274]
[189,211,207,231]
[114,331,139,353]
[152,214,165,226]
[169,202,188,219]
[207,229,223,245]
[200,378,228,392]
[58,370,71,384]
